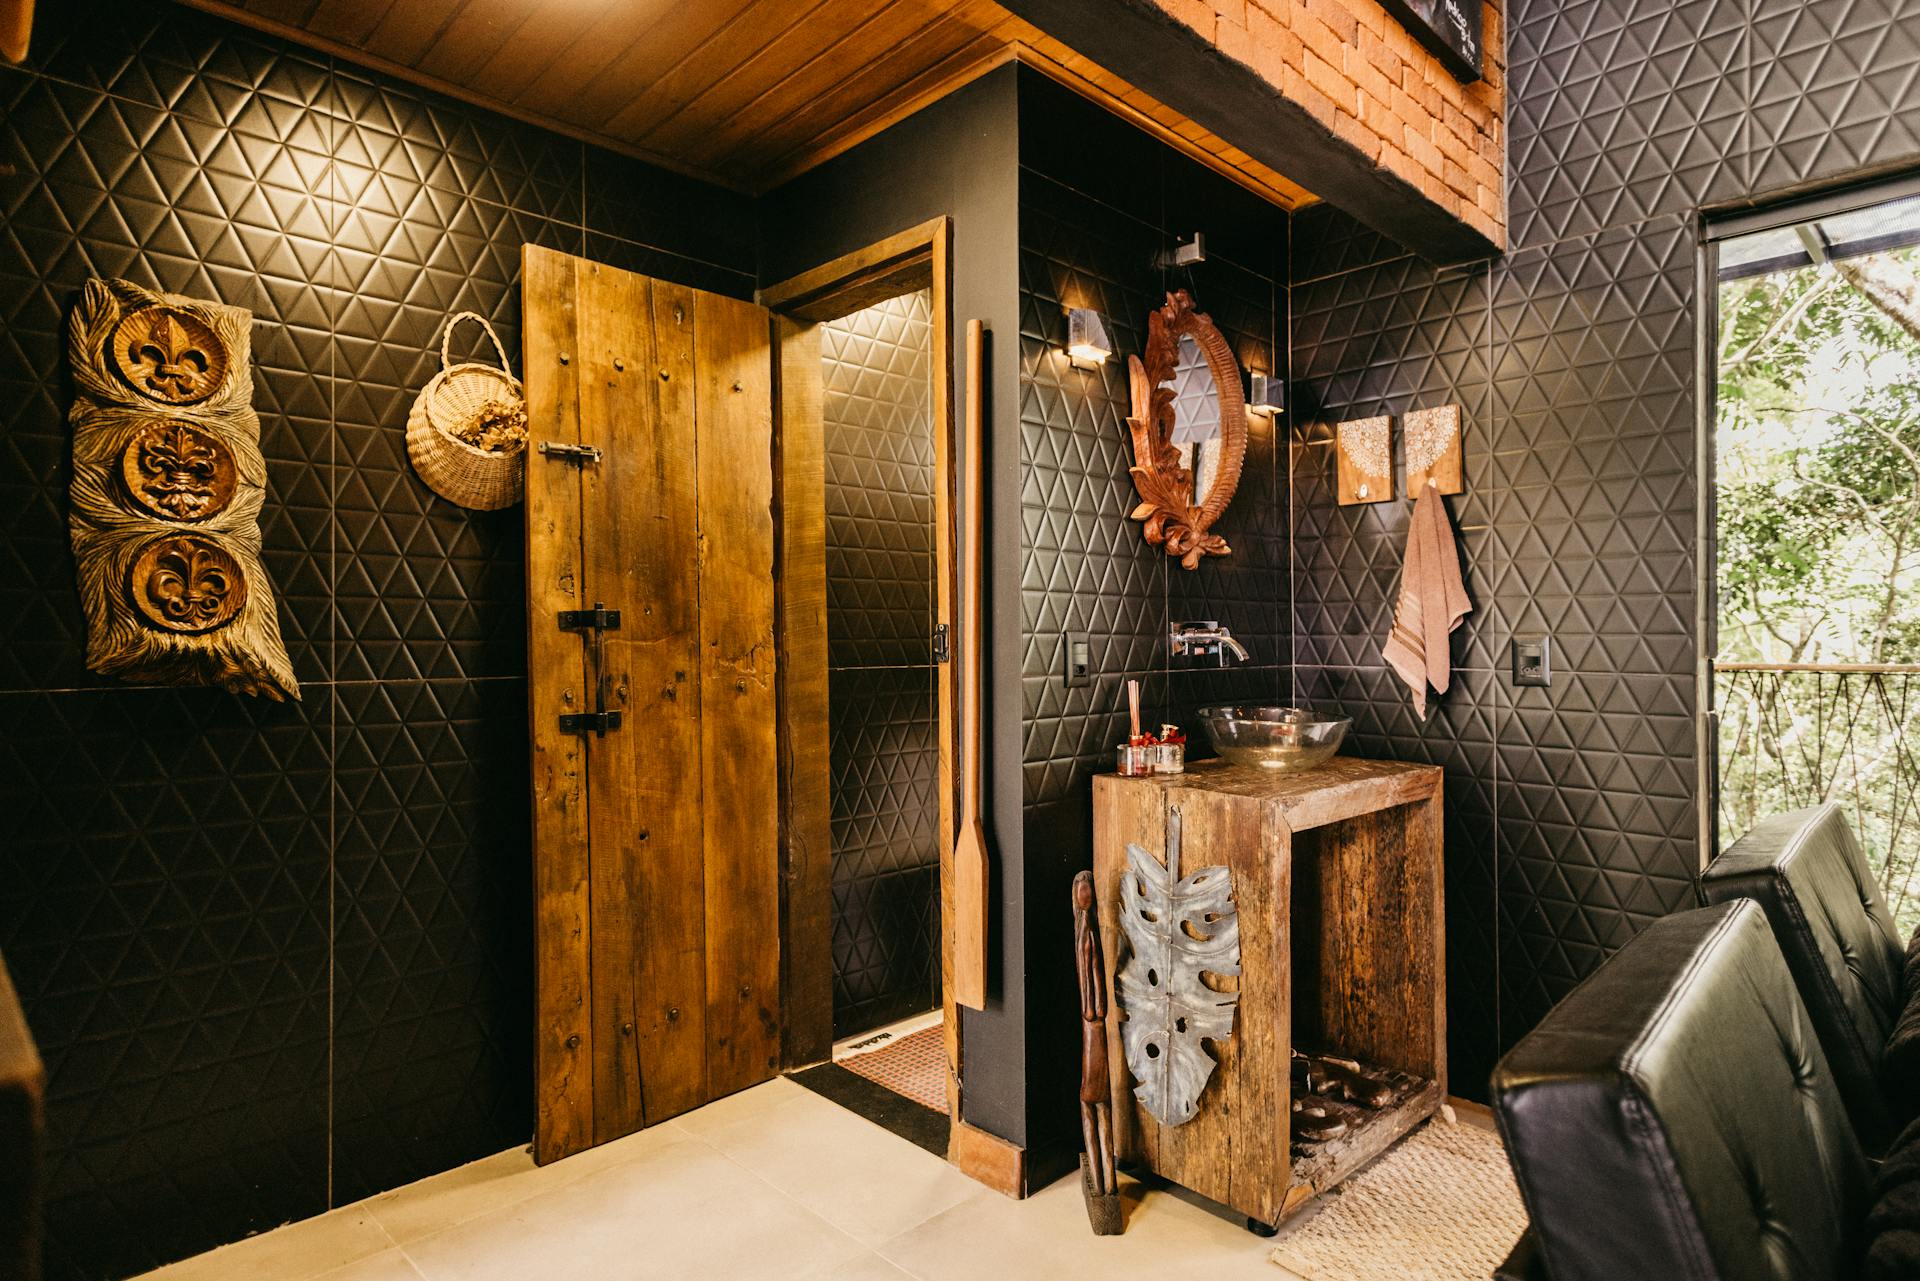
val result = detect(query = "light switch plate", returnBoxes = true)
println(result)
[1064,632,1091,688]
[1512,635,1551,687]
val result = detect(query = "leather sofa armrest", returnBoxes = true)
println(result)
[1494,1227,1548,1281]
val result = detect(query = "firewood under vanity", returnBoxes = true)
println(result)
[1091,756,1447,1230]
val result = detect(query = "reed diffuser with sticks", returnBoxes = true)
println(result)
[1115,679,1155,776]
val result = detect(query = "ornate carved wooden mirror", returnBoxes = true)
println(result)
[1125,290,1246,568]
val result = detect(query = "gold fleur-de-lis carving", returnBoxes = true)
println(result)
[130,535,247,634]
[112,307,227,405]
[138,314,209,396]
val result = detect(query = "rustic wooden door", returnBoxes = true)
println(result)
[522,244,779,1164]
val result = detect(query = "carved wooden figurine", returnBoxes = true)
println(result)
[1073,870,1122,1234]
[66,279,298,700]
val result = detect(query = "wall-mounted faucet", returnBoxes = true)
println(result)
[1171,621,1249,666]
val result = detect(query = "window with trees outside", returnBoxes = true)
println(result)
[1714,183,1920,931]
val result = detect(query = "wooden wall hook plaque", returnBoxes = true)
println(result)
[1404,405,1464,497]
[1335,417,1392,506]
[67,278,299,701]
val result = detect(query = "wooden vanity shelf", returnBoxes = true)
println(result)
[1091,756,1446,1229]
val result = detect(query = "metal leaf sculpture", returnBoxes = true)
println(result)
[1116,808,1241,1127]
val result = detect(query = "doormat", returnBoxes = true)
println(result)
[839,1023,948,1115]
[1270,1117,1526,1281]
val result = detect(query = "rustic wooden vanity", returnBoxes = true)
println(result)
[1091,755,1446,1229]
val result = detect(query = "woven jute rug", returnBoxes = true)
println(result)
[1269,1117,1526,1281]
[838,1023,948,1115]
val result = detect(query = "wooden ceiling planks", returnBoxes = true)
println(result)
[188,0,1317,210]
[630,0,917,156]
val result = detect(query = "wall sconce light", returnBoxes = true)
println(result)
[1247,372,1284,416]
[1066,308,1111,370]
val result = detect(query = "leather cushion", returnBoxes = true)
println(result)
[1885,926,1920,1123]
[1701,803,1906,1151]
[1865,1115,1920,1280]
[1493,901,1868,1281]
[1493,1228,1547,1281]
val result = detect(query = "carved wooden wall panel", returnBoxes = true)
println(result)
[66,278,299,701]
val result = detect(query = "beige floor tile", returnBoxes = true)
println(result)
[132,1205,395,1281]
[363,1150,542,1246]
[686,1085,976,1245]
[141,1073,1358,1281]
[365,1123,679,1244]
[666,1074,811,1141]
[812,1252,921,1281]
[876,1169,1281,1281]
[310,1249,429,1281]
[402,1128,865,1281]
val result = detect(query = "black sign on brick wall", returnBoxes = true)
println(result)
[1380,0,1484,83]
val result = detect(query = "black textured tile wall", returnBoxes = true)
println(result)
[1287,223,1504,1094]
[1495,670,1697,1034]
[823,292,937,671]
[1748,0,1920,195]
[1290,205,1699,1086]
[1485,215,1697,681]
[0,688,331,1281]
[828,666,941,1036]
[0,3,756,1274]
[821,292,941,1038]
[329,678,532,1204]
[1505,0,1748,252]
[1292,0,1920,1089]
[1017,68,1290,1147]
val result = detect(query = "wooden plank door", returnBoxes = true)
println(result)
[524,244,779,1164]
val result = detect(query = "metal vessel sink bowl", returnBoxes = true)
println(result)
[1197,706,1350,772]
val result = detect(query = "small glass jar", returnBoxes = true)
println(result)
[1152,742,1185,774]
[1115,743,1156,777]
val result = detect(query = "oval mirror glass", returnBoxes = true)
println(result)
[1168,332,1221,508]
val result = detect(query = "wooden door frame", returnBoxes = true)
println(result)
[764,218,992,1164]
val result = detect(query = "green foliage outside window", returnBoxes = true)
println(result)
[1716,246,1920,930]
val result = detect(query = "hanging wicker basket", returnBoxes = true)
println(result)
[406,311,526,510]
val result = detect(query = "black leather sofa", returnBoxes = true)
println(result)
[1492,899,1870,1280]
[1700,802,1909,1153]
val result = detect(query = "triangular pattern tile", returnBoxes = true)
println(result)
[1018,168,1289,827]
[0,12,758,1275]
[1506,0,1748,249]
[820,292,944,1036]
[829,667,941,1036]
[1750,0,1920,194]
[821,291,937,670]
[0,688,331,1281]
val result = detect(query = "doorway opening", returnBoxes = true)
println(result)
[820,287,945,1115]
[1707,179,1920,931]
[765,221,961,1154]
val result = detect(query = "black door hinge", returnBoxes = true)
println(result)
[558,602,623,736]
[558,710,623,735]
[558,605,621,632]
[933,622,950,664]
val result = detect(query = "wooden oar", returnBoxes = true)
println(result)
[953,319,990,1011]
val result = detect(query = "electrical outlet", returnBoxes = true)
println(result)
[1064,632,1091,688]
[1511,636,1551,688]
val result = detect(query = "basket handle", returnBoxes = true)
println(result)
[440,311,513,376]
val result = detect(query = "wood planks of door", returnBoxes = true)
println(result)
[523,244,779,1164]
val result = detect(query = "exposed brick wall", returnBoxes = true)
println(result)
[1155,0,1506,246]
